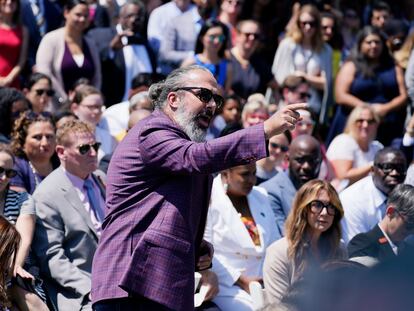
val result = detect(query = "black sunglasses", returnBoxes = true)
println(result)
[309,200,337,216]
[174,87,224,109]
[34,89,55,97]
[0,167,17,178]
[300,20,317,28]
[77,142,101,155]
[269,142,289,152]
[355,118,376,125]
[374,163,406,175]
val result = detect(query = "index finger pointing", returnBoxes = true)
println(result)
[287,103,309,111]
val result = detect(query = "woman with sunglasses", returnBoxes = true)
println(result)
[0,144,49,310]
[272,4,332,123]
[0,0,28,89]
[36,0,101,102]
[182,20,233,93]
[10,111,59,195]
[327,105,383,189]
[256,131,291,185]
[23,73,55,113]
[263,179,345,306]
[204,162,280,311]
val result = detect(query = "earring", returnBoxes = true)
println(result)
[223,183,228,193]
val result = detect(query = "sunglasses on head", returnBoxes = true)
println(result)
[34,89,55,97]
[309,200,337,216]
[174,87,224,109]
[77,142,101,155]
[269,142,289,152]
[0,167,17,178]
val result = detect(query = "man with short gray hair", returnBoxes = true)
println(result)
[91,65,307,310]
[348,184,414,263]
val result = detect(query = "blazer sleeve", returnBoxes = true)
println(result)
[258,183,286,236]
[32,194,92,298]
[139,121,267,175]
[263,239,291,305]
[36,30,67,99]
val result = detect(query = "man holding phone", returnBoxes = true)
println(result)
[87,0,156,107]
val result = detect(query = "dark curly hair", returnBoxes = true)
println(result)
[0,88,28,139]
[10,111,56,159]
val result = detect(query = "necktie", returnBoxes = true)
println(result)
[83,178,104,223]
[29,0,46,36]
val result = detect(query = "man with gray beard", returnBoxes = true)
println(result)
[91,65,307,310]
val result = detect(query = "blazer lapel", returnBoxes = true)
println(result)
[58,168,99,240]
[372,225,396,260]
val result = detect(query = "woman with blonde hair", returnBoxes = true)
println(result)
[272,4,332,123]
[327,104,383,187]
[263,179,345,305]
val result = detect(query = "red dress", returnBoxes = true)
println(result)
[0,26,22,89]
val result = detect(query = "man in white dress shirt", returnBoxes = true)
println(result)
[341,147,407,244]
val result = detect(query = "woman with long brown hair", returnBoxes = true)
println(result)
[0,215,20,310]
[263,179,346,305]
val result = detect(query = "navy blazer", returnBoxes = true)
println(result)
[348,224,414,262]
[87,27,157,107]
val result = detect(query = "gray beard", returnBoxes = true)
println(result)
[175,105,207,142]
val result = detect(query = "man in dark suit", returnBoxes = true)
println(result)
[87,0,156,107]
[348,184,414,263]
[91,65,307,310]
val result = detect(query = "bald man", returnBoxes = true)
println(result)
[259,135,322,235]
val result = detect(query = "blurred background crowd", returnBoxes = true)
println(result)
[2,0,414,310]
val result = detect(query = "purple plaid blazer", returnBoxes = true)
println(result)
[91,110,267,310]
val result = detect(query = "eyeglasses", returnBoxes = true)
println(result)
[174,87,224,109]
[34,89,55,97]
[309,200,337,216]
[299,20,317,28]
[299,92,311,100]
[77,142,101,155]
[297,120,315,128]
[269,142,289,152]
[0,167,17,178]
[79,104,103,111]
[226,0,243,6]
[240,32,261,41]
[208,34,225,43]
[374,163,406,175]
[356,118,377,125]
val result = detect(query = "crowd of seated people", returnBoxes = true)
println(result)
[2,0,414,310]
